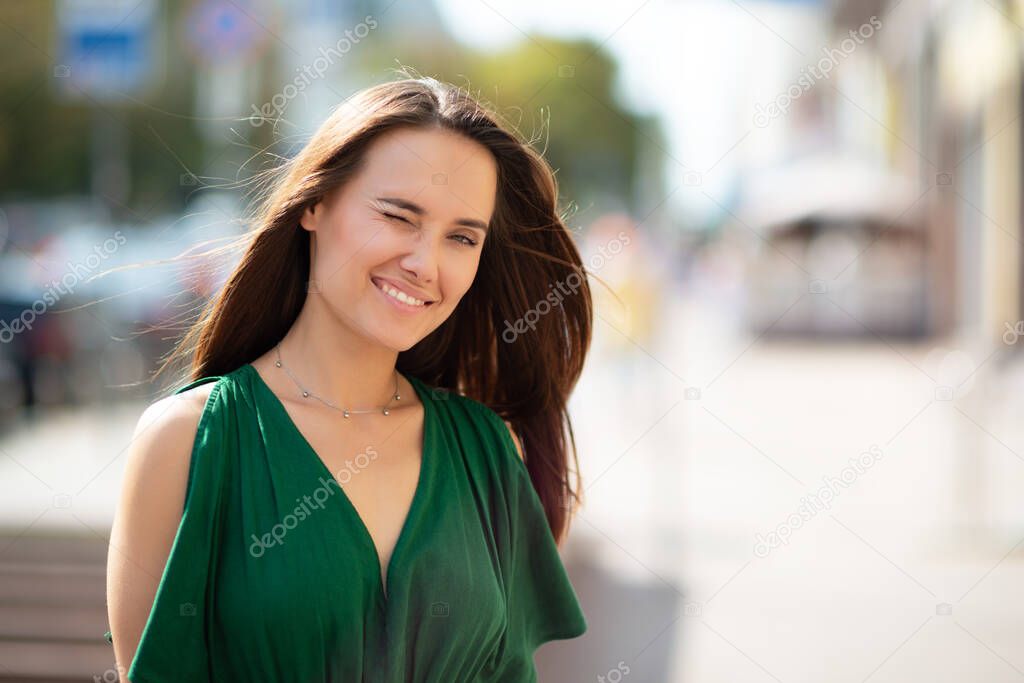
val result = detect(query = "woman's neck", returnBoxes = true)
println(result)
[277,302,401,410]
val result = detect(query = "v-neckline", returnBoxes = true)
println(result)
[244,362,433,603]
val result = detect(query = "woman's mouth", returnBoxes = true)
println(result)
[371,277,435,313]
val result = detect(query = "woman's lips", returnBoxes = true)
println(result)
[371,277,433,313]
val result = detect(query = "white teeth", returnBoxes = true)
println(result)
[375,280,425,306]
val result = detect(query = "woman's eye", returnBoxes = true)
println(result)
[450,234,478,247]
[382,212,412,225]
[381,211,476,246]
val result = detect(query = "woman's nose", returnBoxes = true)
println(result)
[399,235,439,284]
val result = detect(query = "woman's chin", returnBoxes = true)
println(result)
[361,323,422,353]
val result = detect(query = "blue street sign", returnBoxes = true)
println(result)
[55,0,157,100]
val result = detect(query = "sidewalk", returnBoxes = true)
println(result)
[565,287,1024,682]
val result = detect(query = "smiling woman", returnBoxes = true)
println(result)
[104,74,593,683]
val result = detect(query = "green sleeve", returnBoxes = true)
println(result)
[504,460,588,653]
[483,407,587,656]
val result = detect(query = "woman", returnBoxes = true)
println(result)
[104,76,593,682]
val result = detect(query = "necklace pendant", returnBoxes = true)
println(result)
[382,408,390,416]
[343,409,350,418]
[302,391,309,398]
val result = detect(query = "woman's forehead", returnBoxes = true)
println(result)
[356,129,498,219]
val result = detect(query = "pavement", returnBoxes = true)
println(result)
[560,285,1024,682]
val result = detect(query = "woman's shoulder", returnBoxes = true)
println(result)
[120,390,209,519]
[133,383,218,468]
[107,375,236,666]
[434,387,526,464]
[127,370,239,480]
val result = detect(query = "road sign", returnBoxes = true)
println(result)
[183,0,267,65]
[55,0,157,100]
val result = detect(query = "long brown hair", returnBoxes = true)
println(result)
[158,75,592,543]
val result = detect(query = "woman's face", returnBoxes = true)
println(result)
[300,126,498,351]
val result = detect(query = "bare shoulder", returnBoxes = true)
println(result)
[502,419,526,463]
[132,382,218,463]
[117,381,220,527]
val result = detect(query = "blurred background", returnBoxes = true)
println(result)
[1,0,1023,680]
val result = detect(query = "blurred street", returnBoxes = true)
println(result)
[562,279,1024,682]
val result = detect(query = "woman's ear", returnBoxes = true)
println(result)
[300,200,321,232]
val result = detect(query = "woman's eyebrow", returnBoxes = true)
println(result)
[376,196,489,232]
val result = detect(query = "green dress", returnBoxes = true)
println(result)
[103,362,586,682]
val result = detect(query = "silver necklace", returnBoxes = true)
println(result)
[274,343,401,417]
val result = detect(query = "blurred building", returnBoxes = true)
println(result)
[831,0,1024,343]
[727,0,1024,343]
